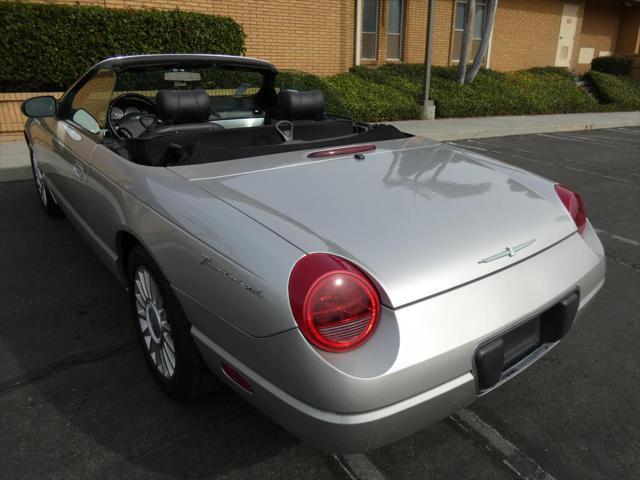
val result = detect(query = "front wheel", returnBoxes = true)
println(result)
[127,245,215,399]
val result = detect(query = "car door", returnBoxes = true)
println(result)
[48,118,98,223]
[47,69,116,227]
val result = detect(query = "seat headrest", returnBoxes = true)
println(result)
[155,89,210,124]
[278,89,325,120]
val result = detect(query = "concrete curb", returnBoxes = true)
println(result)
[1,112,638,182]
[422,120,640,141]
[390,111,640,141]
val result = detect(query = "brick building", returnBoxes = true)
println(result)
[36,0,640,75]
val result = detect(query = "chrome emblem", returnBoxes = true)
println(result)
[478,239,536,264]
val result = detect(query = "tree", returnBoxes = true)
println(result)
[457,0,475,84]
[466,0,499,83]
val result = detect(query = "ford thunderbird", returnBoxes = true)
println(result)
[22,54,605,453]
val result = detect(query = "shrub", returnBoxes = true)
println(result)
[277,70,420,122]
[277,70,328,93]
[0,1,245,91]
[591,56,632,76]
[276,70,350,117]
[435,68,599,117]
[350,65,423,101]
[526,66,574,78]
[351,63,600,118]
[585,71,640,110]
[506,69,599,114]
[324,73,421,122]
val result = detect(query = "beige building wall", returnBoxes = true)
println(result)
[26,0,632,76]
[575,0,622,72]
[489,0,565,72]
[616,5,640,54]
[402,0,455,66]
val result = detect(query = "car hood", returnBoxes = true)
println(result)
[171,137,576,308]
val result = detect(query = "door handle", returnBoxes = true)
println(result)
[72,163,83,180]
[63,124,82,142]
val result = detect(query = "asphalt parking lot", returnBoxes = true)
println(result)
[1,127,638,480]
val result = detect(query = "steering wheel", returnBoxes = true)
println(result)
[107,93,157,139]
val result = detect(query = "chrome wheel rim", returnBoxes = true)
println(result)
[32,157,47,206]
[134,267,176,378]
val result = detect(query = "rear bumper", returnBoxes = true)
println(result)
[188,225,605,453]
[192,285,603,453]
[192,276,601,453]
[193,327,476,453]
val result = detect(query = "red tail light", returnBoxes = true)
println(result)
[289,253,381,352]
[555,184,587,235]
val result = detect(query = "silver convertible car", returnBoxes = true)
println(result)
[22,54,605,453]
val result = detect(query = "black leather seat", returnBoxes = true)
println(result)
[142,89,223,137]
[156,88,210,124]
[276,89,325,121]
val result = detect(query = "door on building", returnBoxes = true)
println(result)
[555,3,579,67]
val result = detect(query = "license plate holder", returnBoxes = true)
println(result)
[474,290,579,391]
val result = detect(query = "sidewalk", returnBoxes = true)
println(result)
[390,111,640,140]
[1,111,638,182]
[0,140,30,182]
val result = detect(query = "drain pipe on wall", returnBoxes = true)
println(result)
[355,0,363,66]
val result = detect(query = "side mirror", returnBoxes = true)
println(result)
[21,96,57,118]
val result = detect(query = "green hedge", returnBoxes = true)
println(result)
[0,1,246,91]
[281,65,603,121]
[591,56,632,76]
[325,74,420,121]
[277,70,420,122]
[276,70,349,116]
[351,64,600,118]
[349,65,423,101]
[585,71,640,110]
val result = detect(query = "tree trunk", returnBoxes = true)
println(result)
[457,0,475,84]
[466,0,499,83]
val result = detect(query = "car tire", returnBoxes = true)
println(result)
[127,244,216,400]
[28,143,62,217]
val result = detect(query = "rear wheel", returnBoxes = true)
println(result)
[29,143,62,217]
[127,244,216,399]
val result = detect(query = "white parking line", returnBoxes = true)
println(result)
[334,453,387,480]
[612,127,640,135]
[451,409,556,480]
[536,133,633,151]
[595,229,640,247]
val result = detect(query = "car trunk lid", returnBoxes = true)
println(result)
[171,139,576,308]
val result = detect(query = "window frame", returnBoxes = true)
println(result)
[451,0,488,63]
[361,0,380,61]
[59,68,116,137]
[387,0,405,61]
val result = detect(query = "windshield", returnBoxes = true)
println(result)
[114,66,266,98]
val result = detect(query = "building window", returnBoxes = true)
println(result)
[361,0,379,60]
[387,0,404,60]
[452,0,487,62]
